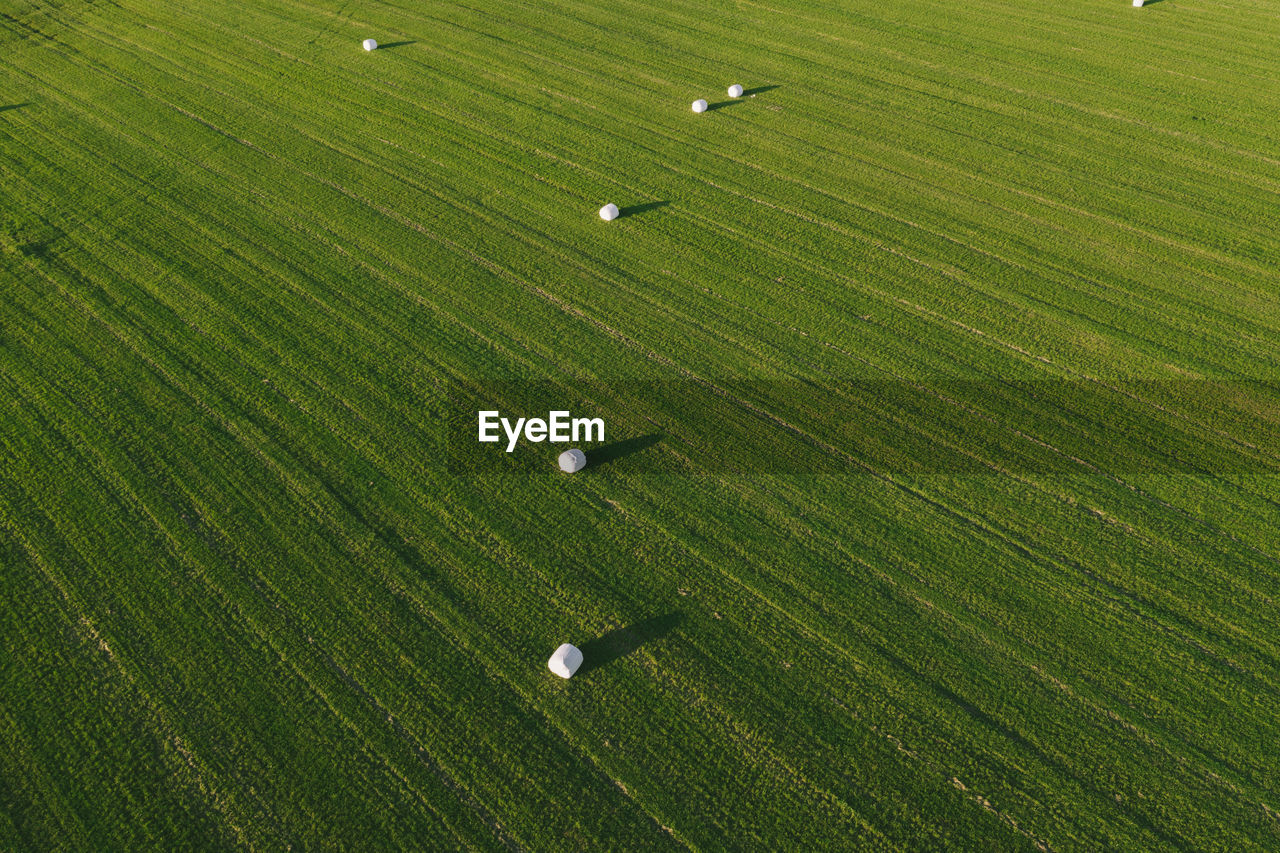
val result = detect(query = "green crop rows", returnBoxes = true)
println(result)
[2,0,1279,848]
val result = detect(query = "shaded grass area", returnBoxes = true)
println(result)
[1,0,1279,849]
[576,612,683,676]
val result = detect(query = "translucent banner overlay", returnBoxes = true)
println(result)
[444,379,1280,477]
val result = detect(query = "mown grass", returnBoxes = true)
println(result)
[2,0,1279,848]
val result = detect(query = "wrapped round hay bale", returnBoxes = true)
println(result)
[362,38,378,51]
[598,203,619,222]
[1132,0,1143,5]
[548,643,583,679]
[558,448,587,472]
[728,84,744,98]
[691,99,708,113]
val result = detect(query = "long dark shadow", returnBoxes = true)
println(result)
[577,612,683,676]
[17,241,50,259]
[378,40,416,49]
[589,433,662,467]
[0,103,32,113]
[707,86,779,110]
[619,200,669,217]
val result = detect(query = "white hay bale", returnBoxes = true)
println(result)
[558,448,587,472]
[548,643,583,678]
[1132,0,1142,5]
[598,204,619,222]
[728,84,744,98]
[363,38,378,51]
[691,99,708,113]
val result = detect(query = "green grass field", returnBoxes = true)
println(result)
[3,0,1280,848]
